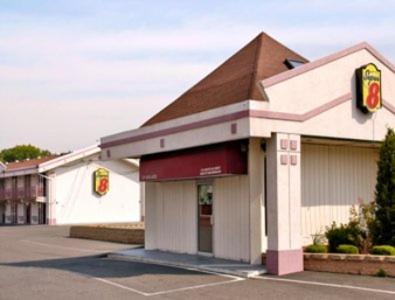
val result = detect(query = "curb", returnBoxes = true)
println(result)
[107,253,266,278]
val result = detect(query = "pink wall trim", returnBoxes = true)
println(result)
[101,93,395,149]
[266,249,304,275]
[101,110,250,148]
[383,100,395,114]
[101,94,351,149]
[250,93,351,122]
[261,42,395,88]
[48,218,56,225]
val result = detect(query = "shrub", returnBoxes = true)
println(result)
[325,222,362,253]
[311,232,326,245]
[336,244,359,254]
[376,268,387,277]
[305,244,327,253]
[371,245,395,256]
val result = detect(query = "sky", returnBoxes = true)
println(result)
[1,0,394,153]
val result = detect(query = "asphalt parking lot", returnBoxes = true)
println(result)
[0,226,394,299]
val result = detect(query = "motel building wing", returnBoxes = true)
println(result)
[0,145,142,226]
[100,32,395,275]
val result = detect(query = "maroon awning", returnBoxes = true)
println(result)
[140,141,248,182]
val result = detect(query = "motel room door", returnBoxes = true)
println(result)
[197,183,213,254]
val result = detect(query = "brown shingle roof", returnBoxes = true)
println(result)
[5,155,58,171]
[142,32,308,127]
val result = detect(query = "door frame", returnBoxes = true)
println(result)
[196,180,214,256]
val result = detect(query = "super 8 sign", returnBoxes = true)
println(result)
[94,168,109,196]
[356,63,382,113]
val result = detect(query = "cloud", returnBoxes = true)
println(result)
[0,97,158,152]
[0,1,394,152]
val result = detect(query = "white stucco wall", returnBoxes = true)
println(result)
[301,143,378,244]
[53,159,141,225]
[254,48,395,142]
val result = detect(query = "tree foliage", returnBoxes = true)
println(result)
[373,128,395,246]
[0,144,52,163]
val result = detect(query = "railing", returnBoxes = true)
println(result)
[0,186,45,200]
[4,189,12,200]
[17,187,25,199]
[30,185,45,198]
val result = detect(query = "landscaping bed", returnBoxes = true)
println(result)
[69,222,144,244]
[304,253,395,277]
[261,253,395,277]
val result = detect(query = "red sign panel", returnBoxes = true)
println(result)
[140,141,248,181]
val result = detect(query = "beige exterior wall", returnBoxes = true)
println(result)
[145,176,252,261]
[145,180,197,254]
[263,49,395,114]
[144,138,267,263]
[214,176,250,262]
[301,143,378,244]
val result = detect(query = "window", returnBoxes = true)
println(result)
[284,58,305,69]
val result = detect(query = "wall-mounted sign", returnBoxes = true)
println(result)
[94,168,109,196]
[356,63,382,113]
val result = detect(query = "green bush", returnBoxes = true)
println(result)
[376,268,387,277]
[336,244,359,254]
[325,222,362,253]
[371,245,395,256]
[305,244,328,253]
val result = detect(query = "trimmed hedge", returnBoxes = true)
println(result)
[336,244,359,254]
[371,245,395,256]
[305,244,328,253]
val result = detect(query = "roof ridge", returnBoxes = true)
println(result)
[261,32,309,62]
[248,32,265,99]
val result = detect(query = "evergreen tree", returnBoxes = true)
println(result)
[373,128,395,246]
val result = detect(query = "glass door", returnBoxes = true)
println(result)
[198,183,213,254]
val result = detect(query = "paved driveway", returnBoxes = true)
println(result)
[0,225,394,299]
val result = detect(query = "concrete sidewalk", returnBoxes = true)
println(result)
[107,248,266,278]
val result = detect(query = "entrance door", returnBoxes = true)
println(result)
[198,183,213,254]
[38,203,47,224]
[25,204,31,224]
[0,204,5,224]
